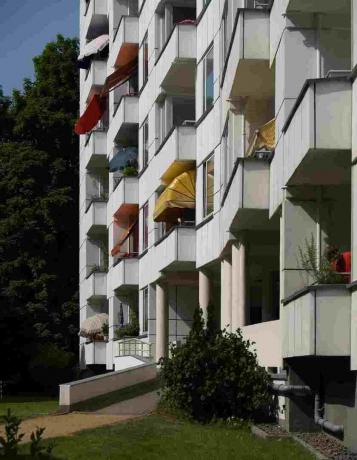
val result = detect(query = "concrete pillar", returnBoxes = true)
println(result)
[220,258,232,331]
[262,269,271,322]
[231,241,246,331]
[156,283,168,362]
[199,271,211,324]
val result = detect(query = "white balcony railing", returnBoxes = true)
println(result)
[109,16,138,68]
[82,130,107,171]
[83,200,107,236]
[84,271,107,300]
[107,96,138,152]
[156,24,196,95]
[82,60,107,104]
[108,258,138,292]
[83,341,107,365]
[81,0,108,41]
[155,226,196,273]
[282,285,351,358]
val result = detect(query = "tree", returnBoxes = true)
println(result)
[0,35,79,388]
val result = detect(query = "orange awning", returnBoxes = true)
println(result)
[114,203,139,228]
[111,218,138,256]
[74,94,106,135]
[101,44,138,95]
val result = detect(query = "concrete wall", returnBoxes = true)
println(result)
[59,363,157,410]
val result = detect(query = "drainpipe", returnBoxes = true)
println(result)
[270,383,311,396]
[314,393,344,435]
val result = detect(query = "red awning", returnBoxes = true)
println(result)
[101,44,139,95]
[74,94,106,135]
[111,218,138,256]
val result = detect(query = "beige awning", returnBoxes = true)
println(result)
[79,313,108,339]
[246,118,275,157]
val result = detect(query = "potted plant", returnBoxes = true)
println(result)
[101,321,109,342]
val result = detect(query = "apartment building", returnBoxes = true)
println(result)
[77,0,357,451]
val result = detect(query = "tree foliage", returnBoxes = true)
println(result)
[159,307,272,422]
[0,35,79,388]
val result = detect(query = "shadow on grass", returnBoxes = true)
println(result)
[70,378,161,412]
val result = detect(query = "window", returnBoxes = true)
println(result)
[221,1,232,67]
[142,33,148,86]
[222,122,229,188]
[142,287,149,334]
[203,154,214,217]
[142,117,149,169]
[157,98,172,146]
[202,45,214,113]
[142,202,149,251]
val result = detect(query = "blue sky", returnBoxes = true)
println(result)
[0,0,79,95]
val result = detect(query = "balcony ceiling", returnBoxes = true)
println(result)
[287,0,350,14]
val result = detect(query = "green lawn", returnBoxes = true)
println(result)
[26,415,313,460]
[0,395,58,420]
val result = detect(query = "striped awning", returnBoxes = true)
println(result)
[153,170,196,222]
[246,118,275,157]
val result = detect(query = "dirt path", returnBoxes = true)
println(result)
[0,413,134,443]
[0,391,159,442]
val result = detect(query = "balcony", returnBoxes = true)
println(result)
[110,176,138,217]
[221,158,270,233]
[85,271,107,301]
[82,130,107,170]
[109,16,138,69]
[82,0,108,40]
[107,96,138,150]
[83,200,107,236]
[282,285,351,358]
[114,338,153,359]
[156,24,196,96]
[283,78,352,187]
[156,126,196,185]
[109,258,138,293]
[82,60,107,104]
[154,226,196,273]
[83,341,107,365]
[223,8,272,99]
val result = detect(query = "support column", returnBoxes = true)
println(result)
[231,241,246,331]
[199,271,211,324]
[156,283,168,362]
[220,258,232,331]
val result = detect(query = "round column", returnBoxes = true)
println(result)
[156,283,168,362]
[199,270,211,324]
[220,258,232,331]
[231,241,246,331]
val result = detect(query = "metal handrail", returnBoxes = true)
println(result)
[114,338,153,359]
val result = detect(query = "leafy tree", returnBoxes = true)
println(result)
[159,307,272,422]
[0,35,79,388]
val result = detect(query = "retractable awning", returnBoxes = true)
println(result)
[153,169,196,222]
[74,94,106,135]
[111,218,138,256]
[109,147,138,172]
[114,203,139,227]
[246,118,275,157]
[101,44,139,95]
[79,313,109,339]
[78,34,109,69]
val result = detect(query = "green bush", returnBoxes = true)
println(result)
[159,307,272,422]
[115,313,140,340]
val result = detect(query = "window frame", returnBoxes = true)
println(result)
[142,32,149,87]
[142,201,149,251]
[142,286,149,334]
[202,44,214,114]
[142,117,149,169]
[203,153,215,218]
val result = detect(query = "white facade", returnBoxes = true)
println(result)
[79,0,357,450]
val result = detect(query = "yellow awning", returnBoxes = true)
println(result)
[246,118,275,157]
[153,169,196,222]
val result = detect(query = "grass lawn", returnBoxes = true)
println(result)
[24,415,313,460]
[0,395,58,420]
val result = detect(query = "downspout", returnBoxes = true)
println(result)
[314,393,344,435]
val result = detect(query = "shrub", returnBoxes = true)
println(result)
[115,313,140,340]
[0,409,24,456]
[159,307,272,422]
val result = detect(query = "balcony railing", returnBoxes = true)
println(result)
[114,338,153,359]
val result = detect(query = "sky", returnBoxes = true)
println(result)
[0,0,79,95]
